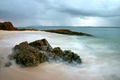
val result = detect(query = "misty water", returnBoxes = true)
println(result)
[0,27,120,80]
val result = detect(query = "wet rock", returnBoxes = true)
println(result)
[50,47,82,63]
[5,62,12,67]
[29,39,52,52]
[52,47,63,55]
[10,40,48,67]
[9,39,82,67]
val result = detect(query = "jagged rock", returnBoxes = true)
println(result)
[52,47,63,55]
[10,41,48,67]
[50,47,82,63]
[49,47,63,60]
[64,50,82,63]
[29,39,52,52]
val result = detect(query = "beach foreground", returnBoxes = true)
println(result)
[0,30,82,80]
[0,30,74,80]
[0,30,120,80]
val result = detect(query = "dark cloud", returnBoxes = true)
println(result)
[0,0,120,27]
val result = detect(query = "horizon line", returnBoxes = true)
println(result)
[16,26,120,28]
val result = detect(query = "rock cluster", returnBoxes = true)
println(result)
[43,29,92,36]
[9,39,82,67]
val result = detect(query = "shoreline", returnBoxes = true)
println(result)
[0,30,45,40]
[0,30,72,80]
[0,30,120,80]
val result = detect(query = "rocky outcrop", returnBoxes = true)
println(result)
[19,29,38,31]
[9,39,82,67]
[43,29,92,36]
[0,21,38,31]
[0,22,18,30]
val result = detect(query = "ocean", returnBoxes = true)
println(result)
[0,27,120,80]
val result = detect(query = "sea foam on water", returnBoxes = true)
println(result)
[0,32,120,80]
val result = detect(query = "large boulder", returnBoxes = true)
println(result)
[0,22,18,30]
[10,41,48,67]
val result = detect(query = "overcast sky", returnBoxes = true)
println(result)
[0,0,120,27]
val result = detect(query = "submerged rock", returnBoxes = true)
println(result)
[9,39,82,67]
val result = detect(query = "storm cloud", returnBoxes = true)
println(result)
[0,0,120,27]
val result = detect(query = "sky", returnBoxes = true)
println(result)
[0,0,120,27]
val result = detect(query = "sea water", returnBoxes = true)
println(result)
[0,27,120,80]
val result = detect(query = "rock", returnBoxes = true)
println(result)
[49,47,63,60]
[5,62,12,67]
[63,50,82,63]
[52,47,63,56]
[0,21,38,31]
[10,41,48,67]
[43,29,93,36]
[0,22,18,30]
[19,29,38,31]
[50,48,82,63]
[29,39,52,52]
[9,39,82,67]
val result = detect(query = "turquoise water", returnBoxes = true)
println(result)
[18,26,120,44]
[18,26,120,38]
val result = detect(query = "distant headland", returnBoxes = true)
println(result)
[0,21,93,36]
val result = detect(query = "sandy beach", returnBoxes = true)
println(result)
[0,30,72,80]
[0,30,120,80]
[0,30,44,39]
